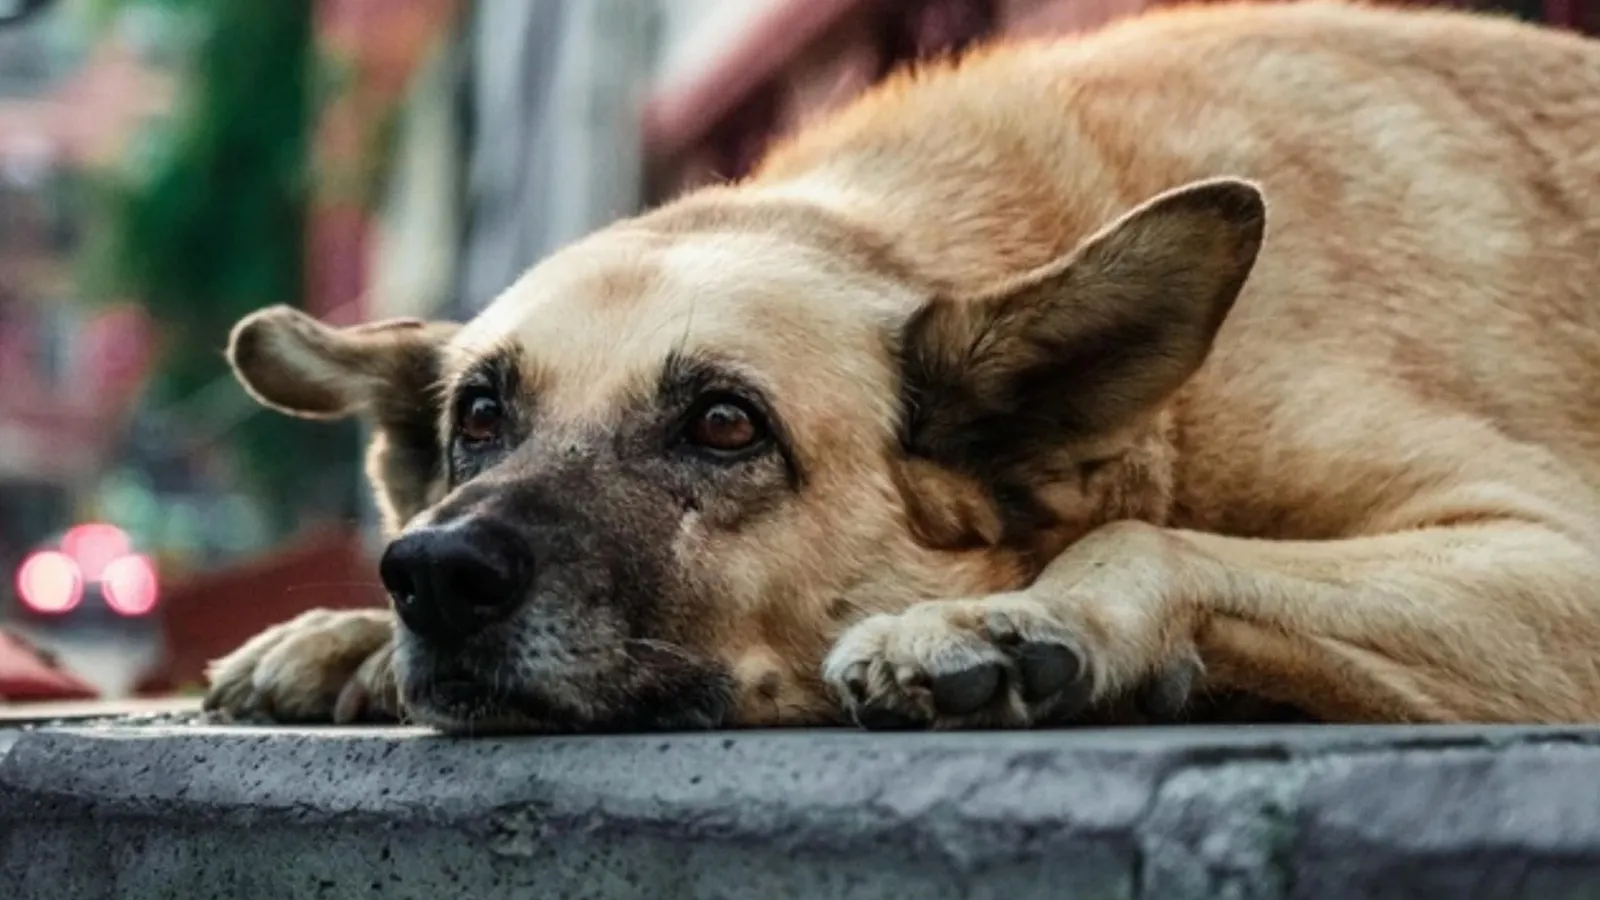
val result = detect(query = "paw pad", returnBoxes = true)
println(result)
[1013,641,1081,701]
[931,662,1003,716]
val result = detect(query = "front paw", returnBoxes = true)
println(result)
[821,592,1199,730]
[203,608,399,724]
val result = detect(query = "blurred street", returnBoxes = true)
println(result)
[7,621,162,696]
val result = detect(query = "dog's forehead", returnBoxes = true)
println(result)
[447,228,917,421]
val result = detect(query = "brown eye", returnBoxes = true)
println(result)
[458,394,503,444]
[686,398,767,455]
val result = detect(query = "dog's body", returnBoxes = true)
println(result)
[205,0,1600,731]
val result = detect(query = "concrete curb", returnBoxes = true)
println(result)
[3,723,1600,898]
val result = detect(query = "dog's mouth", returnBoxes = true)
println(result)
[399,640,737,735]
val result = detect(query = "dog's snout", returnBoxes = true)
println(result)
[379,521,531,644]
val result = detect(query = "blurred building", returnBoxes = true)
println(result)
[444,0,659,318]
[0,14,165,574]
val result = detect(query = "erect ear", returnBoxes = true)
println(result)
[227,305,459,420]
[227,305,462,531]
[900,177,1265,474]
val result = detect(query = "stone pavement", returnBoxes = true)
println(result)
[3,719,1599,899]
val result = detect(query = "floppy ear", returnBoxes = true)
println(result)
[900,177,1266,475]
[227,305,459,419]
[228,305,461,530]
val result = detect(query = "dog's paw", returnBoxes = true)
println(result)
[202,608,399,724]
[822,592,1200,730]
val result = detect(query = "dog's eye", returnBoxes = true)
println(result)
[457,393,504,445]
[685,397,767,456]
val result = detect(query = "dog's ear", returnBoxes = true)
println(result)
[228,305,461,530]
[227,305,458,419]
[901,177,1265,475]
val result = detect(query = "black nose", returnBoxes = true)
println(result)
[379,520,532,644]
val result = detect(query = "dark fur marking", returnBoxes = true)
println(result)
[410,448,738,731]
[367,339,455,524]
[446,347,525,488]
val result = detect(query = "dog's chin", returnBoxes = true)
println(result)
[403,678,733,735]
[398,642,737,736]
[402,679,553,735]
[402,678,620,735]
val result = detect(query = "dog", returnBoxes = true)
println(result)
[203,0,1600,733]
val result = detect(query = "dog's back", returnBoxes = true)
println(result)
[753,0,1600,541]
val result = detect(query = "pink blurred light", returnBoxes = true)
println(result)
[62,522,132,582]
[101,554,159,617]
[16,550,84,614]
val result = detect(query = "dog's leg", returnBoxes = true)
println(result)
[203,608,399,724]
[824,516,1600,728]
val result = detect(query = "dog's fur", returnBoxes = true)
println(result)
[204,0,1600,732]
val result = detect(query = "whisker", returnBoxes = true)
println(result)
[622,637,698,664]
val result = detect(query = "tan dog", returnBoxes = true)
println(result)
[203,0,1600,732]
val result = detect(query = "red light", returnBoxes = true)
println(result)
[16,551,84,614]
[62,522,132,582]
[101,554,159,616]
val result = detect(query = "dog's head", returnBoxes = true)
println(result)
[227,178,1263,733]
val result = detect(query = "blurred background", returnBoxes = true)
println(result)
[0,0,1592,706]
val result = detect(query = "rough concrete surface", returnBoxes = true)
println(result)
[4,721,1600,899]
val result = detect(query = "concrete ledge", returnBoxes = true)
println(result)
[4,722,1600,899]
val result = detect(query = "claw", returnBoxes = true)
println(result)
[1137,657,1201,720]
[841,661,871,703]
[856,699,922,730]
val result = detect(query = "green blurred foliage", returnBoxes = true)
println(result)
[84,0,360,537]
